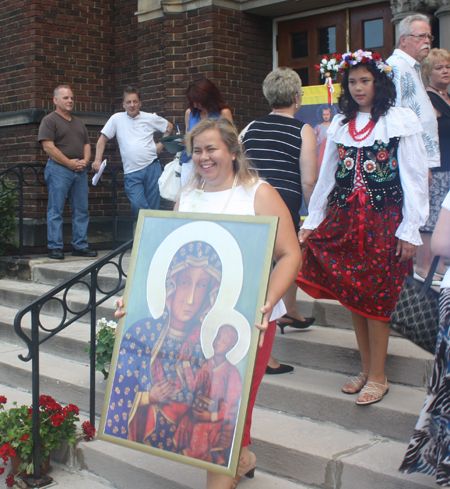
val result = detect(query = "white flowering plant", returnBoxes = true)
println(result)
[315,53,342,79]
[85,315,117,379]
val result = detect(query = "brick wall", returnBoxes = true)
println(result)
[0,0,37,114]
[146,7,273,133]
[0,1,274,251]
[34,0,116,112]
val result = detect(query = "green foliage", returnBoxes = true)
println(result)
[0,395,80,475]
[0,179,17,255]
[85,318,116,379]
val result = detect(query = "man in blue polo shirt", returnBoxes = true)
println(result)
[92,86,173,216]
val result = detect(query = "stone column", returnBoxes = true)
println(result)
[390,0,438,43]
[436,0,450,50]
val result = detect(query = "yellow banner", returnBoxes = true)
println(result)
[302,84,341,105]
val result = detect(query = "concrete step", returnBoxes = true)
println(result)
[0,386,314,489]
[0,279,433,389]
[31,254,130,291]
[251,408,440,489]
[0,279,118,323]
[0,341,107,414]
[295,288,354,330]
[81,438,311,489]
[0,382,439,489]
[270,324,434,388]
[78,408,440,489]
[0,305,92,363]
[258,366,427,443]
[0,333,428,445]
[1,255,353,331]
[0,251,120,281]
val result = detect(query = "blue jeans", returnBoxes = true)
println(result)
[124,160,162,216]
[44,158,89,250]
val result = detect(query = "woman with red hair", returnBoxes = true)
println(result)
[181,78,233,184]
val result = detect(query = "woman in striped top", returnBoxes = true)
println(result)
[242,67,318,374]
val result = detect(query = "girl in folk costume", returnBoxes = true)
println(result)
[297,50,429,405]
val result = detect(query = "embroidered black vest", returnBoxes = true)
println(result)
[329,137,403,211]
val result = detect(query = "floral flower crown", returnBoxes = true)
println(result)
[338,50,393,79]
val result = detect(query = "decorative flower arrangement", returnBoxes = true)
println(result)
[314,53,342,79]
[338,50,393,79]
[0,395,95,485]
[85,317,117,379]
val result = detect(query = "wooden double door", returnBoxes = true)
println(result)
[277,2,394,86]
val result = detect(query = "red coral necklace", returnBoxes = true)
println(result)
[349,117,376,141]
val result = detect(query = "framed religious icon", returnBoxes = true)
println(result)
[98,210,278,477]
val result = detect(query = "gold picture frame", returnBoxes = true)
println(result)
[98,210,278,477]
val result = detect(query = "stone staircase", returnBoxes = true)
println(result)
[0,253,442,489]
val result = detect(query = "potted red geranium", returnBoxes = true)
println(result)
[0,395,95,487]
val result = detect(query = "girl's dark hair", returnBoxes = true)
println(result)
[186,79,229,116]
[338,63,396,124]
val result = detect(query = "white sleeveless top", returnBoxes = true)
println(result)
[179,179,286,321]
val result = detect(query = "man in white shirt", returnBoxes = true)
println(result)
[387,14,440,169]
[93,86,173,216]
[387,14,441,281]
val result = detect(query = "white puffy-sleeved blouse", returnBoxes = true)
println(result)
[302,107,429,246]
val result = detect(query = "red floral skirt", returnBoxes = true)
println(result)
[296,191,412,321]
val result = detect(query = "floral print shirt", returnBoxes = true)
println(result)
[387,49,440,168]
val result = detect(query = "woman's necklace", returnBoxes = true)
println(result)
[192,174,238,213]
[349,117,376,141]
[219,174,238,213]
[270,110,294,118]
[428,85,450,101]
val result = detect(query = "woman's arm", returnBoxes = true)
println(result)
[301,137,339,230]
[220,108,233,122]
[432,205,450,258]
[254,183,302,345]
[299,124,318,208]
[396,132,429,246]
[185,109,191,133]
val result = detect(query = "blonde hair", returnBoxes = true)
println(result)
[185,117,258,189]
[422,48,450,79]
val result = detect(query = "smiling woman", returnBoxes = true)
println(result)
[191,129,236,192]
[176,117,302,489]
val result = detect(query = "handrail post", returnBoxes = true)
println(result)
[90,270,97,427]
[18,166,24,256]
[31,307,41,477]
[112,169,117,250]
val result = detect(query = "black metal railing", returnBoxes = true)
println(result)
[0,163,125,255]
[13,240,133,478]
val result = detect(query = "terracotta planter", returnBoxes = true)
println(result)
[10,454,50,477]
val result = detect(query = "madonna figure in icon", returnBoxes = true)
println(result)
[104,240,222,450]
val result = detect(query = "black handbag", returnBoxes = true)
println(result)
[389,256,440,354]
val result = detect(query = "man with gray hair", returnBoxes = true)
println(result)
[92,86,173,216]
[387,14,440,168]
